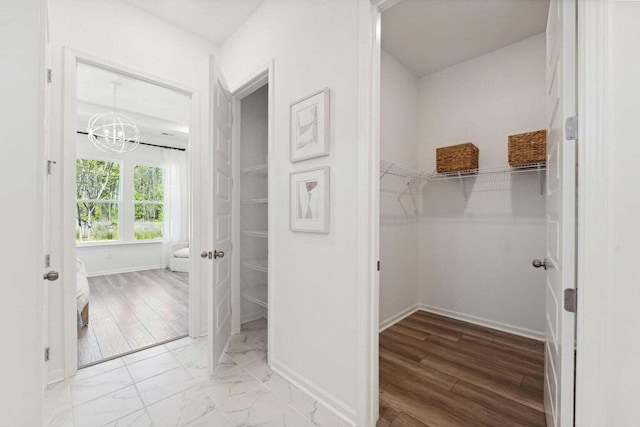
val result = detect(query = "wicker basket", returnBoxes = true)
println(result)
[508,130,547,166]
[436,142,479,173]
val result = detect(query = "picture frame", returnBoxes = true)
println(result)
[290,88,330,162]
[290,166,330,233]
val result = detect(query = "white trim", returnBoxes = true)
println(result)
[270,357,356,426]
[228,60,275,363]
[378,303,545,341]
[240,312,267,325]
[418,304,545,341]
[379,304,420,332]
[58,48,202,380]
[574,0,610,424]
[47,369,65,386]
[84,264,165,278]
[76,240,164,248]
[356,0,387,424]
[356,0,385,425]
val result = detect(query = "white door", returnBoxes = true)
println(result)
[543,0,576,425]
[208,57,233,370]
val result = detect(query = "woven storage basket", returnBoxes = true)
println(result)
[436,142,479,173]
[508,130,547,166]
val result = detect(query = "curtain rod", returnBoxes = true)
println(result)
[76,131,187,152]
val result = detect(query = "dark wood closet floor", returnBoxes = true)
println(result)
[378,311,546,427]
[77,269,189,367]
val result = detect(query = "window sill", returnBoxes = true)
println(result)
[76,240,165,248]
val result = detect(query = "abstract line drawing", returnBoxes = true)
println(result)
[296,105,318,149]
[297,180,319,220]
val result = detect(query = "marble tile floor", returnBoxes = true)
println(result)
[44,318,351,427]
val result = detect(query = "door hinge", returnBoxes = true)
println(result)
[47,69,52,83]
[565,116,578,141]
[47,160,57,175]
[377,260,380,272]
[45,254,50,268]
[44,347,50,362]
[564,288,577,313]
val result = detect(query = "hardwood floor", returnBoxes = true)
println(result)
[77,269,189,367]
[378,311,546,427]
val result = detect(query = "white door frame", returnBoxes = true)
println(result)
[228,60,275,359]
[57,48,203,378]
[574,0,610,424]
[359,0,611,425]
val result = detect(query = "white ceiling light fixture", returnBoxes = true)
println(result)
[87,82,140,154]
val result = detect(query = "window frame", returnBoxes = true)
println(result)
[75,156,123,245]
[132,163,165,242]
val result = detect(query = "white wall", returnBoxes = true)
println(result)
[48,0,218,381]
[605,1,640,421]
[379,49,420,327]
[0,0,45,424]
[220,0,361,422]
[417,34,547,338]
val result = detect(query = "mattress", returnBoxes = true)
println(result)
[76,259,90,313]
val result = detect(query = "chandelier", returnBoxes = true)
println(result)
[87,82,140,154]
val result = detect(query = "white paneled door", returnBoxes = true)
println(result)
[544,0,577,426]
[208,57,233,370]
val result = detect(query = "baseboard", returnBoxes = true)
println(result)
[379,304,420,332]
[47,368,65,386]
[241,312,267,325]
[269,357,356,426]
[85,264,165,277]
[418,304,545,341]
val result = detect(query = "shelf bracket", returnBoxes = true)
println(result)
[397,176,422,216]
[457,173,469,200]
[380,163,393,181]
[537,166,545,197]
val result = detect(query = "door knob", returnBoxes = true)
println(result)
[44,271,59,281]
[200,251,209,259]
[214,250,224,259]
[532,259,548,270]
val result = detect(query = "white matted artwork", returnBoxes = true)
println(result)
[290,88,330,162]
[290,166,330,233]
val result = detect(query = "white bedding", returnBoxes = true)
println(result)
[76,259,90,313]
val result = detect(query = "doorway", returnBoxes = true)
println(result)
[73,61,192,367]
[54,51,203,376]
[373,0,577,425]
[229,63,273,361]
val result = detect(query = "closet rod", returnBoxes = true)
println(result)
[76,131,186,152]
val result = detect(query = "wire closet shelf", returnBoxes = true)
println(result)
[429,161,547,180]
[380,159,547,203]
[380,160,547,182]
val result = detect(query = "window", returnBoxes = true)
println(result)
[76,159,120,242]
[134,165,164,240]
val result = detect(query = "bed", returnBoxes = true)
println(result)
[77,259,90,327]
[169,242,190,273]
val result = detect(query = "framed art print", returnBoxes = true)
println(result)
[290,88,330,162]
[290,167,330,233]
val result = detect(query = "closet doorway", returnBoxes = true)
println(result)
[375,0,576,426]
[53,51,203,376]
[229,64,273,365]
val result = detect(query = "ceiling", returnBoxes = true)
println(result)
[382,0,549,77]
[120,0,266,44]
[77,62,191,145]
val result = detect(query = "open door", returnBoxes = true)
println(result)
[543,0,577,425]
[208,56,233,370]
